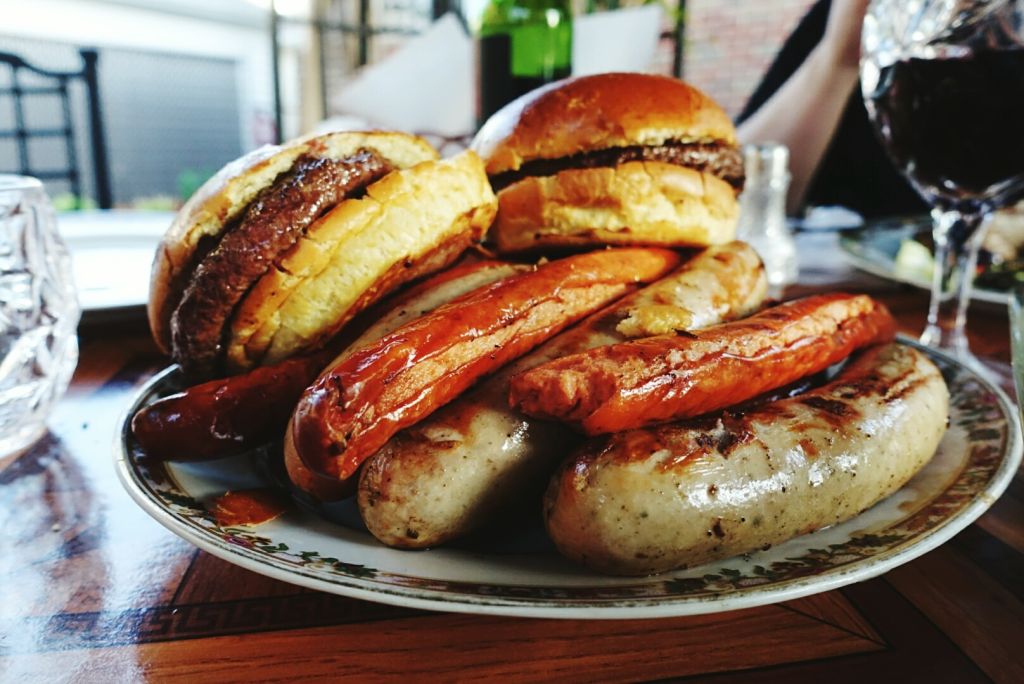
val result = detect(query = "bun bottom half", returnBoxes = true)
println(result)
[491,161,738,254]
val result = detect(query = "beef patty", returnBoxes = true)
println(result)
[171,149,393,378]
[489,141,745,194]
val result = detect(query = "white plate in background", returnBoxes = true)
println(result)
[58,210,171,313]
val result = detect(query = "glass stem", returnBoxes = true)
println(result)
[920,208,985,354]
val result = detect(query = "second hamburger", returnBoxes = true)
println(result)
[472,72,744,253]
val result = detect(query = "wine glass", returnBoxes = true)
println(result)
[861,0,1024,360]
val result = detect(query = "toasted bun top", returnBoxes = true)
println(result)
[472,73,737,176]
[148,131,438,354]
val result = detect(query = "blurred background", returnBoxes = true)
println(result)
[1,0,815,210]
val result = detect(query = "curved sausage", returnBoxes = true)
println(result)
[132,353,329,462]
[510,293,897,435]
[292,247,682,485]
[132,260,525,462]
[544,342,949,576]
[280,260,530,500]
[358,242,768,548]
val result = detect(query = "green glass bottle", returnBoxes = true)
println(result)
[476,0,572,127]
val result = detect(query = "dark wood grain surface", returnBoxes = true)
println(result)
[2,233,1021,682]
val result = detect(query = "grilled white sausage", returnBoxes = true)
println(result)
[544,343,949,576]
[358,242,767,547]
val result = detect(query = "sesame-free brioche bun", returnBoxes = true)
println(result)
[474,73,738,176]
[471,73,743,254]
[227,150,496,371]
[148,131,496,378]
[491,161,739,253]
[149,131,435,356]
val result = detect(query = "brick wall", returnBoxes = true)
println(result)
[683,0,817,117]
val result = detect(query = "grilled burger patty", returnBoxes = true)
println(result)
[489,141,745,193]
[171,149,394,378]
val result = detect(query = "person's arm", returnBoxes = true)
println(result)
[737,0,870,213]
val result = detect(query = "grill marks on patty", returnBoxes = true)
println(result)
[171,149,394,378]
[490,140,745,193]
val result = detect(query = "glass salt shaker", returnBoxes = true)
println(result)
[0,176,80,456]
[736,143,798,294]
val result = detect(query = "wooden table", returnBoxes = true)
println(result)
[2,234,1022,682]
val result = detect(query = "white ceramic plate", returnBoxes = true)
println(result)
[115,340,1021,619]
[839,219,1010,305]
[59,210,171,312]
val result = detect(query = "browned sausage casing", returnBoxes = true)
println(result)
[131,354,328,462]
[292,247,682,483]
[131,260,524,462]
[283,260,530,500]
[510,293,897,435]
[358,242,768,547]
[545,343,949,575]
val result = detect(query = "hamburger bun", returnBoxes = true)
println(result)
[471,73,743,253]
[149,131,497,378]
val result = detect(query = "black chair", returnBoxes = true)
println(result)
[0,48,112,208]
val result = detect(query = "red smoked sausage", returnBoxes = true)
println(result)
[131,260,524,461]
[509,293,897,435]
[292,247,682,482]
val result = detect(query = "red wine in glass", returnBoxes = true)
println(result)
[868,49,1024,209]
[864,43,1024,355]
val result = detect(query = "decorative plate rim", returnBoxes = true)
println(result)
[114,338,1023,619]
